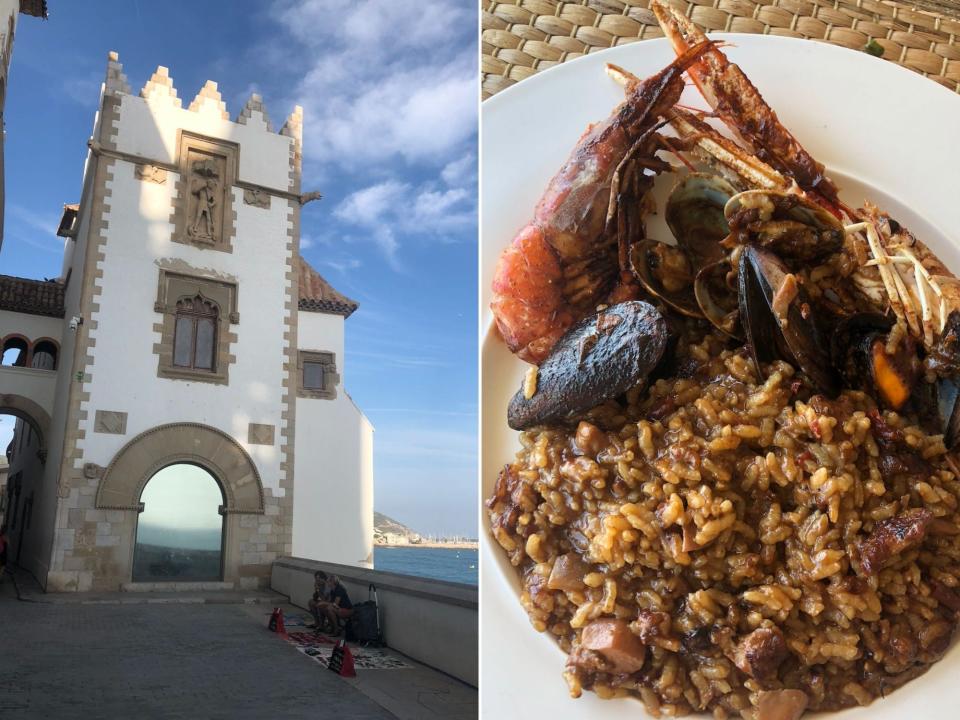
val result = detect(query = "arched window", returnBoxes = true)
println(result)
[30,340,58,370]
[172,295,218,371]
[1,336,28,367]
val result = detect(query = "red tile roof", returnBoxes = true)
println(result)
[297,259,358,317]
[18,0,47,18]
[0,275,64,317]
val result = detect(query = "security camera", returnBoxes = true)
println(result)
[69,316,83,330]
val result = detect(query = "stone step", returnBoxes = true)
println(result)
[121,581,235,592]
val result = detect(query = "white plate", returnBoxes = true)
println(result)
[481,35,960,718]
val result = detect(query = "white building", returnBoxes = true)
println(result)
[0,16,374,591]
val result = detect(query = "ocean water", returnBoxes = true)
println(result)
[374,546,478,585]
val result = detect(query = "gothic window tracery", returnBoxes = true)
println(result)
[172,295,218,372]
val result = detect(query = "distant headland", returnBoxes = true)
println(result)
[374,511,478,549]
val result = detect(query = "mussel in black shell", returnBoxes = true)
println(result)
[738,246,839,396]
[507,301,669,430]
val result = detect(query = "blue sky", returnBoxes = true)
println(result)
[0,1,478,537]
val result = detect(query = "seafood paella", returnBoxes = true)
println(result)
[485,4,960,719]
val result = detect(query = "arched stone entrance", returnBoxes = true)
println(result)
[96,422,263,511]
[95,423,264,586]
[132,463,226,582]
[0,393,51,461]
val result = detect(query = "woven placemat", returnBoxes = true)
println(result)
[482,0,960,98]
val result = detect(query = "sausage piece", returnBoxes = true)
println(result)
[580,618,647,674]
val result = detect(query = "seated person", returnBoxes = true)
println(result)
[312,574,353,635]
[307,571,331,630]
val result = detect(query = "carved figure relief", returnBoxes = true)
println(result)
[186,155,223,242]
[174,133,237,252]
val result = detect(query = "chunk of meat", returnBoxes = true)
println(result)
[877,451,930,482]
[580,618,647,674]
[757,689,808,720]
[547,553,590,592]
[856,508,933,576]
[733,627,788,680]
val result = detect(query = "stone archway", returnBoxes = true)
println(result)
[93,423,265,588]
[96,422,264,512]
[0,393,52,461]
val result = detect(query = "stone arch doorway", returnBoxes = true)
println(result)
[0,393,52,462]
[96,423,264,586]
[132,463,226,582]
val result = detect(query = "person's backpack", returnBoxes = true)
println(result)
[346,583,383,646]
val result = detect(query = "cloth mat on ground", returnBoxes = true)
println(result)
[279,613,413,670]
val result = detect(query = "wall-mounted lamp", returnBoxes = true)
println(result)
[69,316,84,331]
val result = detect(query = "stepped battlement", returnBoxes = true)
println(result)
[94,51,301,196]
[103,51,302,143]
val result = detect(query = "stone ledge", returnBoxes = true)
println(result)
[273,557,478,609]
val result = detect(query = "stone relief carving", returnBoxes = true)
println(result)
[247,423,275,446]
[94,410,128,435]
[187,156,222,241]
[242,188,270,209]
[135,163,167,184]
[83,463,105,479]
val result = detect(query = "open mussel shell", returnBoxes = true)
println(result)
[725,190,844,262]
[738,246,840,396]
[936,378,960,448]
[665,173,737,267]
[507,301,668,430]
[629,239,702,319]
[831,313,919,411]
[694,260,743,340]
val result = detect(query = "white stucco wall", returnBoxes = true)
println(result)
[293,310,374,567]
[0,309,63,346]
[75,155,293,494]
[0,365,56,415]
[113,92,292,192]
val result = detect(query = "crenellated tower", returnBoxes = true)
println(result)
[15,51,373,593]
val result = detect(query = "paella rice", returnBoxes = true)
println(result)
[487,333,960,718]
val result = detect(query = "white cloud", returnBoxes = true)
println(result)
[60,71,105,107]
[271,0,477,169]
[321,257,362,274]
[441,152,475,186]
[8,203,59,236]
[268,0,477,268]
[333,178,474,265]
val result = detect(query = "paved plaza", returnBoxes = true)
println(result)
[0,574,476,720]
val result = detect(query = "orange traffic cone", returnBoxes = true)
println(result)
[268,607,287,635]
[328,639,357,677]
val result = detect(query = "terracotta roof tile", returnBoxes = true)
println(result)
[18,0,47,18]
[297,258,358,317]
[0,275,64,318]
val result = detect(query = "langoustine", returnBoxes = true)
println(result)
[489,40,714,364]
[650,0,960,365]
[643,1,960,441]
